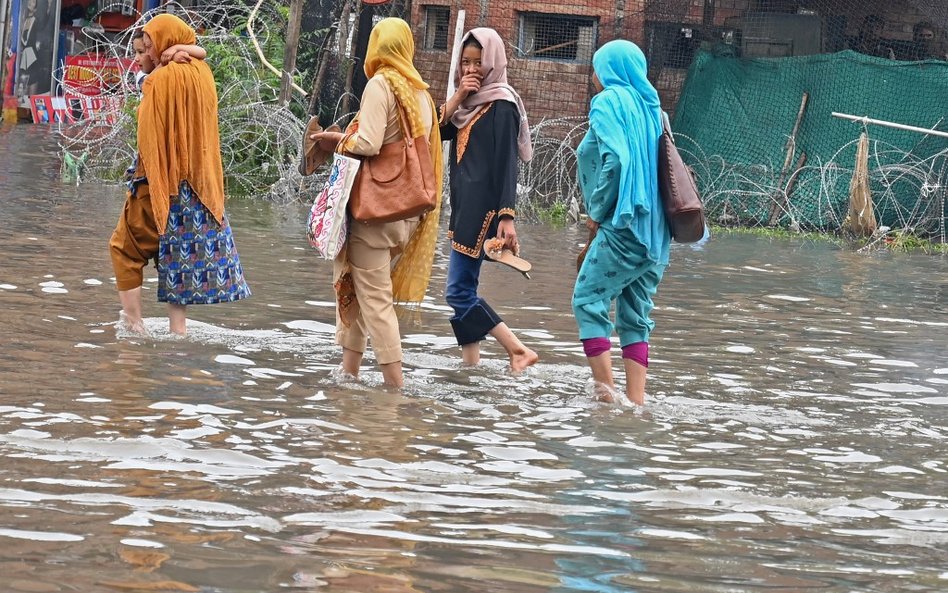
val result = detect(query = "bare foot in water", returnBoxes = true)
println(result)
[595,383,617,403]
[509,348,539,374]
[587,380,628,405]
[116,311,151,338]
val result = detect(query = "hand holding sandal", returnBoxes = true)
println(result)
[485,237,532,279]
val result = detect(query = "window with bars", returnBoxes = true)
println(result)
[423,6,450,51]
[517,13,598,63]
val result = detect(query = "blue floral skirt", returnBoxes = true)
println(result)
[156,182,252,305]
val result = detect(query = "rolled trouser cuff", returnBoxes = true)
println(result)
[373,343,402,366]
[621,341,649,368]
[582,337,612,358]
[450,299,503,346]
[336,327,367,355]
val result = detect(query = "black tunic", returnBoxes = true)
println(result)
[441,100,520,258]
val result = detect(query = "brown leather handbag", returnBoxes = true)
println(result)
[658,113,706,243]
[348,102,437,224]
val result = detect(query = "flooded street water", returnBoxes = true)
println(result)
[1,124,946,593]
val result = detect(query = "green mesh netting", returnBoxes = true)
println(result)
[672,49,948,237]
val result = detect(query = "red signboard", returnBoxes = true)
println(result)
[30,94,123,125]
[29,95,70,124]
[62,54,136,96]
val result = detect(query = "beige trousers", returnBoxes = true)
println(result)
[334,217,419,365]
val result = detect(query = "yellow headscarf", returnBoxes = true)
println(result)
[360,18,443,303]
[138,14,224,235]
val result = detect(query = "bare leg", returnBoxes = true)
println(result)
[342,347,363,379]
[117,288,150,336]
[623,359,647,406]
[380,361,404,389]
[118,288,143,326]
[168,304,187,336]
[461,343,480,366]
[588,352,617,403]
[489,322,538,373]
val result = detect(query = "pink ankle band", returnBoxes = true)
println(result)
[622,342,648,367]
[582,337,611,358]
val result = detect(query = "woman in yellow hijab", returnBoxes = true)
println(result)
[312,18,442,388]
[108,14,250,337]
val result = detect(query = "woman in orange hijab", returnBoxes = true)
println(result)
[108,14,250,337]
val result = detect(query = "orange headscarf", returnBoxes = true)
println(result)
[138,14,224,235]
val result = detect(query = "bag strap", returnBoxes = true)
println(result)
[393,92,435,146]
[661,111,673,138]
[393,102,414,148]
[339,90,432,155]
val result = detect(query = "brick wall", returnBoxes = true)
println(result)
[410,1,647,123]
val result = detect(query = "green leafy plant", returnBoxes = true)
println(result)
[538,201,569,226]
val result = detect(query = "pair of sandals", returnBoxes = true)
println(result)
[298,116,341,176]
[302,117,533,280]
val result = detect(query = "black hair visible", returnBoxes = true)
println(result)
[463,36,482,50]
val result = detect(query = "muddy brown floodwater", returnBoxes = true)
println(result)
[1,124,946,592]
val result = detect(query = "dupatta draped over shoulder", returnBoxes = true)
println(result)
[360,18,443,303]
[138,14,224,235]
[588,40,669,265]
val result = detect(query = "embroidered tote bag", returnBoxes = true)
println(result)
[308,153,361,259]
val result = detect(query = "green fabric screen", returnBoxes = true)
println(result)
[672,50,948,235]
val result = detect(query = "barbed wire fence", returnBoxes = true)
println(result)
[57,1,309,200]
[55,0,946,245]
[55,0,407,202]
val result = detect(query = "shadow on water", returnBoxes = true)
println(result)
[1,125,947,592]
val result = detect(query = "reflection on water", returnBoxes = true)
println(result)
[1,125,946,592]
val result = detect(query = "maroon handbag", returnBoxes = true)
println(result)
[658,114,706,243]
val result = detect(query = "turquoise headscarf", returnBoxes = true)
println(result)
[589,40,669,264]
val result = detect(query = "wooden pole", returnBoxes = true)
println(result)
[341,0,364,117]
[248,0,307,97]
[333,0,352,115]
[351,1,375,101]
[279,0,305,105]
[768,91,809,226]
[306,22,337,116]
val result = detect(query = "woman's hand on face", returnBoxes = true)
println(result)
[443,72,482,121]
[171,50,192,64]
[311,131,346,152]
[456,72,482,99]
[497,218,519,254]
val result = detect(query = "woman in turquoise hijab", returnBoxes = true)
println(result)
[573,40,671,406]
